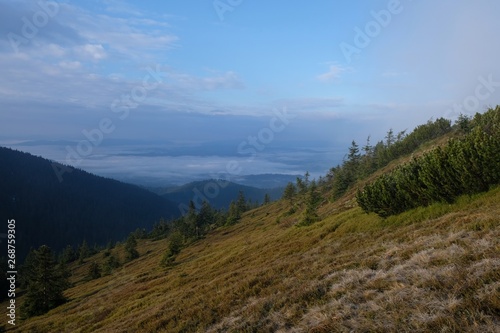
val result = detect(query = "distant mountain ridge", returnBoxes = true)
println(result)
[0,147,179,260]
[151,179,285,211]
[223,173,301,189]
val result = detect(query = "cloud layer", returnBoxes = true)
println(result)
[1,0,500,184]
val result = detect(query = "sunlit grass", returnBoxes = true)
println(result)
[5,185,499,332]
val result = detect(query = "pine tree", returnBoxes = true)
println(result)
[57,260,72,290]
[21,245,68,318]
[283,182,296,204]
[150,218,171,240]
[263,193,271,205]
[361,136,375,177]
[60,245,77,264]
[301,181,321,225]
[87,261,101,280]
[197,200,215,234]
[185,200,198,238]
[103,254,120,275]
[456,114,471,133]
[362,136,373,155]
[19,248,36,289]
[161,231,184,266]
[331,166,349,199]
[296,177,307,195]
[385,129,395,147]
[124,234,139,261]
[347,140,361,165]
[236,190,247,214]
[304,171,310,188]
[226,201,240,225]
[78,239,89,264]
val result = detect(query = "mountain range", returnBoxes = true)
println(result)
[150,179,285,212]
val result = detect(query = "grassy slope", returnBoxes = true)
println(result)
[7,185,499,332]
[6,133,500,332]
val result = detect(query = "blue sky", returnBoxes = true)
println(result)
[1,0,500,185]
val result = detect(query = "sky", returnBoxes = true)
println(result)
[1,0,500,186]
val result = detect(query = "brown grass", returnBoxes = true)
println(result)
[5,185,500,332]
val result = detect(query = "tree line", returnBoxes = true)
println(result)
[327,117,453,199]
[356,107,500,217]
[279,116,454,225]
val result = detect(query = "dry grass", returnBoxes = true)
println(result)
[5,186,500,332]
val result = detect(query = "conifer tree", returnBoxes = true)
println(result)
[385,129,395,147]
[161,231,184,266]
[21,245,68,318]
[301,181,321,225]
[60,245,77,264]
[185,200,198,237]
[19,249,36,289]
[197,200,215,234]
[103,254,120,275]
[78,239,89,264]
[124,234,139,261]
[87,261,101,280]
[296,177,307,195]
[304,171,310,188]
[456,114,471,133]
[236,190,247,213]
[283,182,296,205]
[263,193,271,205]
[226,201,240,225]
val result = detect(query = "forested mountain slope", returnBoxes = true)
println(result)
[0,147,179,260]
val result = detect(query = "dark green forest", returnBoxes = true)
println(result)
[0,147,180,261]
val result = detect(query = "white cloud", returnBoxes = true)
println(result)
[76,44,107,61]
[57,4,179,61]
[166,70,245,91]
[316,65,347,82]
[44,44,67,58]
[59,61,81,70]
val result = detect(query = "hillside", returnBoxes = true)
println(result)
[8,186,499,332]
[0,147,179,260]
[153,179,284,211]
[5,109,500,332]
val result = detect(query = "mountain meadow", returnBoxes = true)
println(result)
[2,107,500,332]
